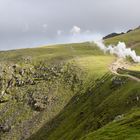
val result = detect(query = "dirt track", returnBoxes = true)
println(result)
[109,58,140,82]
[109,58,129,74]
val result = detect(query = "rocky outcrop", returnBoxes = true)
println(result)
[0,124,11,133]
[0,60,85,140]
[111,76,126,89]
[27,93,48,111]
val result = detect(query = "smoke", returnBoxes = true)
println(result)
[95,40,140,63]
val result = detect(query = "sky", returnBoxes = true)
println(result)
[0,0,140,50]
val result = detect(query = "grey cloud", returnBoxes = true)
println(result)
[0,0,140,50]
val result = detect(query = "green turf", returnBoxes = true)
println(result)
[28,28,140,140]
[80,108,140,140]
[29,74,140,140]
[0,28,140,140]
[0,42,115,139]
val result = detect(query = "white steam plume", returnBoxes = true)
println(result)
[94,40,140,63]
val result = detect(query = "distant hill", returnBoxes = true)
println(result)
[103,32,124,40]
[103,26,140,40]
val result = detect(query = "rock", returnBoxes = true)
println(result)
[136,96,139,101]
[0,91,9,103]
[7,78,13,88]
[33,102,46,111]
[1,90,5,96]
[12,64,17,69]
[0,124,11,133]
[28,79,35,85]
[44,96,48,101]
[27,94,47,111]
[22,56,32,63]
[114,114,124,122]
[19,69,25,76]
[111,77,125,87]
[80,111,84,116]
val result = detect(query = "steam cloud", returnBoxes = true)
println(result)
[95,40,140,63]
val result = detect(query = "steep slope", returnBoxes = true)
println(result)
[29,28,140,140]
[0,28,140,140]
[80,108,140,140]
[0,42,114,140]
[29,74,140,140]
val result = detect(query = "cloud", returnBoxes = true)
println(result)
[0,0,140,50]
[57,30,63,35]
[70,26,81,35]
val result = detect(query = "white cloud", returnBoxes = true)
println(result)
[57,30,63,35]
[42,24,48,29]
[70,26,81,35]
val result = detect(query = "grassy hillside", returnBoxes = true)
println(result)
[29,74,140,140]
[0,42,114,79]
[80,107,140,140]
[0,28,140,140]
[0,42,115,140]
[105,28,140,55]
[28,28,140,140]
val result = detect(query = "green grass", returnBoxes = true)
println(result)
[80,108,140,140]
[28,28,140,140]
[0,28,140,140]
[0,42,114,78]
[0,42,103,62]
[29,74,140,140]
[105,28,140,55]
[76,55,114,78]
[0,42,115,140]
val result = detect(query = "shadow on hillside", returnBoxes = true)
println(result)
[28,73,140,140]
[28,92,84,140]
[28,73,111,140]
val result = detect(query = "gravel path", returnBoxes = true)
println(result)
[109,58,140,82]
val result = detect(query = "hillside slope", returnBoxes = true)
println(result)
[0,28,140,140]
[105,27,140,55]
[29,74,140,140]
[0,42,114,140]
[29,28,140,140]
